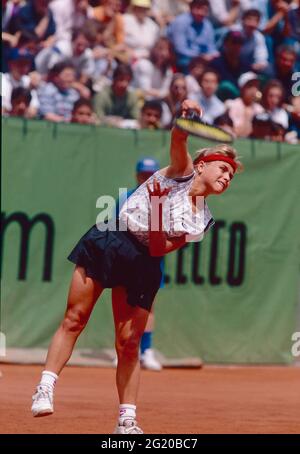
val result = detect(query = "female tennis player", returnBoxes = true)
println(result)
[31,99,242,434]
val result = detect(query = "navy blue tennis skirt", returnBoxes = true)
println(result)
[68,223,162,311]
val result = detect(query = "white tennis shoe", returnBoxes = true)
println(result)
[114,419,143,434]
[31,385,54,417]
[141,349,162,371]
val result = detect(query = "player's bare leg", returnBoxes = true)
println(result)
[112,286,150,434]
[32,266,103,416]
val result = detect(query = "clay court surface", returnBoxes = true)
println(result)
[1,364,300,434]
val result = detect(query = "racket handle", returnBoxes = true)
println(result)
[186,109,202,122]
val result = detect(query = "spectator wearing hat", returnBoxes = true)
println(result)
[122,0,160,62]
[191,68,225,124]
[260,79,289,129]
[167,0,218,74]
[115,156,163,371]
[225,71,264,137]
[232,9,270,74]
[2,47,39,116]
[211,30,251,100]
[37,61,80,122]
[93,63,140,125]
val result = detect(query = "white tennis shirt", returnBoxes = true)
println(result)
[119,170,214,246]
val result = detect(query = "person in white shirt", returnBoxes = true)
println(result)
[226,71,264,137]
[2,48,39,116]
[132,37,175,99]
[123,0,160,61]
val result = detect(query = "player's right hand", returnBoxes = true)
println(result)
[181,99,203,119]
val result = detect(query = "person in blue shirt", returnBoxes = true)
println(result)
[116,157,163,371]
[167,0,218,74]
[15,0,56,47]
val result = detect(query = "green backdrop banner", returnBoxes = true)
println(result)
[1,117,300,363]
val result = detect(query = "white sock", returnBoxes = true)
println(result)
[119,404,136,424]
[40,370,58,392]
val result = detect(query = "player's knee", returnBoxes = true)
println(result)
[116,332,141,360]
[62,306,89,333]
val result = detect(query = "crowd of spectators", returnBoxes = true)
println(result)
[2,0,300,143]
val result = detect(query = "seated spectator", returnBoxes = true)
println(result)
[161,73,189,128]
[209,0,241,28]
[261,79,289,129]
[87,20,118,90]
[263,0,292,59]
[139,99,163,129]
[167,0,218,73]
[9,86,32,118]
[71,98,98,124]
[49,0,94,47]
[287,1,300,39]
[93,63,140,125]
[37,61,80,122]
[15,0,56,48]
[191,69,225,124]
[2,0,25,34]
[209,0,269,31]
[132,37,175,100]
[2,47,39,116]
[92,0,124,47]
[35,28,95,96]
[151,0,190,28]
[288,95,300,142]
[214,112,235,137]
[270,45,298,100]
[211,30,251,100]
[233,9,270,74]
[251,112,287,141]
[185,56,207,98]
[123,0,160,61]
[240,0,269,29]
[104,98,163,129]
[226,71,264,137]
[286,2,300,67]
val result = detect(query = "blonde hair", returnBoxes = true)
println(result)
[193,144,244,173]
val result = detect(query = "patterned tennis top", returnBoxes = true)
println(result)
[119,170,214,246]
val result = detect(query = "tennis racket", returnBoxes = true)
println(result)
[175,110,234,144]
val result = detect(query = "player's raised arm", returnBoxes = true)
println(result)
[166,99,203,179]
